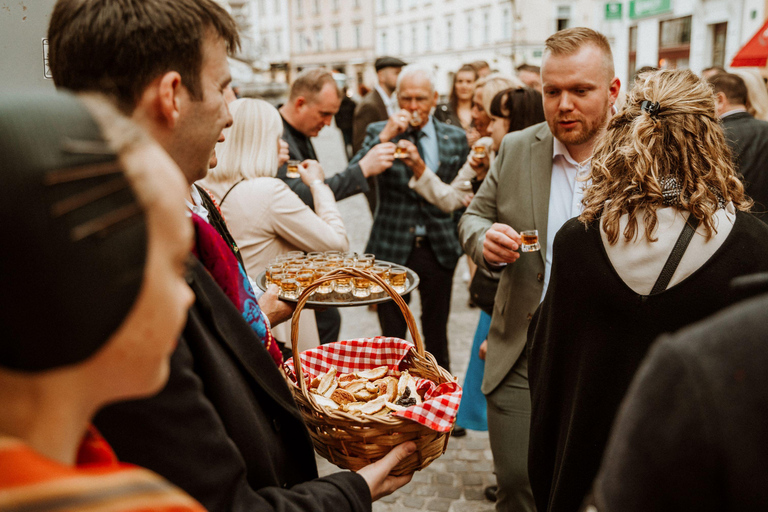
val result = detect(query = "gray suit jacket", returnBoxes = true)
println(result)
[458,122,553,394]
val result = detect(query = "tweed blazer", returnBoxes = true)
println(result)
[351,118,469,270]
[352,89,389,154]
[458,122,554,394]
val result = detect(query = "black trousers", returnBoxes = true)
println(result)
[316,307,341,345]
[377,238,455,372]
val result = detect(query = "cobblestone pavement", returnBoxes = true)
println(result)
[312,124,497,512]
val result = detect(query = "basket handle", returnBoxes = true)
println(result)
[290,266,424,394]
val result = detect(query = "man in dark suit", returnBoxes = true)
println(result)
[279,68,396,345]
[278,68,394,210]
[709,72,768,223]
[353,56,407,213]
[48,0,413,510]
[351,65,469,372]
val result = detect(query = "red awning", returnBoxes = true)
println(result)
[731,19,768,67]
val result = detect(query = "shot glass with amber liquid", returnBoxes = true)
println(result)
[351,262,372,298]
[409,110,422,127]
[371,264,391,293]
[389,268,407,294]
[286,160,301,179]
[394,146,408,159]
[520,229,541,252]
[315,266,335,294]
[296,271,314,294]
[280,277,300,299]
[472,144,487,159]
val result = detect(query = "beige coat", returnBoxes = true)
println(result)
[198,177,349,350]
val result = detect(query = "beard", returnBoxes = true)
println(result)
[550,105,609,147]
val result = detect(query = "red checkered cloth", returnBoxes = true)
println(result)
[284,337,462,433]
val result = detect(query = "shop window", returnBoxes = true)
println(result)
[658,16,692,69]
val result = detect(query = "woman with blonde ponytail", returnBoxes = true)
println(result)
[527,69,768,512]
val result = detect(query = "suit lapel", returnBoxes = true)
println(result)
[374,89,389,118]
[434,120,451,177]
[530,124,554,265]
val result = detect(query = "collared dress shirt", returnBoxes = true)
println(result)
[541,138,591,302]
[375,83,398,116]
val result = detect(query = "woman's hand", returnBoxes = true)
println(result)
[467,152,490,180]
[277,139,290,168]
[299,160,325,186]
[357,442,417,501]
[478,340,488,361]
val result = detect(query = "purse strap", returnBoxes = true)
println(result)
[650,214,701,295]
[219,178,245,207]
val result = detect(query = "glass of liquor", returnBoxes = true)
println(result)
[280,277,300,299]
[296,271,314,294]
[286,160,301,179]
[472,144,487,159]
[370,264,391,293]
[270,272,285,291]
[394,145,408,159]
[265,263,283,286]
[352,262,372,298]
[358,253,375,269]
[409,110,422,127]
[520,229,541,252]
[334,273,353,294]
[389,267,407,294]
[315,266,335,294]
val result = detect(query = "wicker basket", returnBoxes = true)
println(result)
[286,266,456,476]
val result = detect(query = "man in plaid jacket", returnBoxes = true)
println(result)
[350,65,470,372]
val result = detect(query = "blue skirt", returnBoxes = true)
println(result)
[455,310,491,431]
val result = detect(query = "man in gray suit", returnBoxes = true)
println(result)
[458,27,620,511]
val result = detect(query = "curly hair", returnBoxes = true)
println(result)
[580,69,751,244]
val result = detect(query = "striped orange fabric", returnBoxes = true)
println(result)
[0,431,206,512]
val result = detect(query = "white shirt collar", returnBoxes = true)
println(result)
[186,185,210,224]
[375,83,397,116]
[721,107,748,119]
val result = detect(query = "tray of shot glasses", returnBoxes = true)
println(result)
[254,251,419,307]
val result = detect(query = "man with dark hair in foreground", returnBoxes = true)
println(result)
[47,1,413,510]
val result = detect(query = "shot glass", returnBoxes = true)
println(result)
[358,253,375,269]
[334,271,353,294]
[265,263,283,286]
[472,144,487,159]
[352,262,372,298]
[370,264,391,293]
[520,229,541,252]
[315,266,335,294]
[389,268,407,294]
[394,146,408,159]
[286,160,301,179]
[280,277,300,299]
[410,110,422,127]
[296,271,314,293]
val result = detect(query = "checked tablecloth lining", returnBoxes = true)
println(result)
[284,337,462,433]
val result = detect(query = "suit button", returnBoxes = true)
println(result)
[527,313,533,321]
[272,418,281,433]
[537,273,543,282]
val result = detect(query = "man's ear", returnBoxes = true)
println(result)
[432,90,439,108]
[136,71,183,129]
[609,76,621,105]
[295,96,307,110]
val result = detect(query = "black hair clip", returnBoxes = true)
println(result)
[640,100,661,117]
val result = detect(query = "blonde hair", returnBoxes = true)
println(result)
[580,69,751,244]
[729,68,768,121]
[208,98,283,182]
[545,27,615,81]
[475,73,524,115]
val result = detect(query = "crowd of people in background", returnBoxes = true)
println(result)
[3,2,768,511]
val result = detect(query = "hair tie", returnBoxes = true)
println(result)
[640,100,661,118]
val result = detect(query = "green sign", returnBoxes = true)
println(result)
[605,3,622,19]
[629,0,672,19]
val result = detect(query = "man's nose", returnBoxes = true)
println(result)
[223,103,234,128]
[558,92,574,111]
